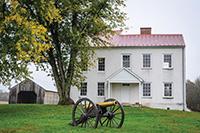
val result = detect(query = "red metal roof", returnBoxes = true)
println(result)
[108,34,185,47]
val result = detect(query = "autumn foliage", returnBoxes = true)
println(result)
[0,0,126,104]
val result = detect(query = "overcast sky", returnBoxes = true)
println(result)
[0,0,200,92]
[125,0,200,81]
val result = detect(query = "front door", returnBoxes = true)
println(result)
[121,84,130,103]
[112,83,131,103]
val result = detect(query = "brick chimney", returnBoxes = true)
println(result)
[140,27,151,34]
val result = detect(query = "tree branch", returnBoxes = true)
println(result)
[80,0,109,34]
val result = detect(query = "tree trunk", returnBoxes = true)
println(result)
[47,13,78,105]
[47,48,74,105]
[50,63,75,105]
[57,84,74,105]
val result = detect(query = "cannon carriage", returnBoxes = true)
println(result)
[72,98,125,128]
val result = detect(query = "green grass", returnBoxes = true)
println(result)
[0,105,200,133]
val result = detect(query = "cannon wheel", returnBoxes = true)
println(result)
[72,98,98,128]
[100,98,125,128]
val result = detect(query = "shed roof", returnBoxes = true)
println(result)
[9,65,57,92]
[9,78,57,93]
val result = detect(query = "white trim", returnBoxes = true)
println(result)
[97,71,106,74]
[141,68,152,70]
[139,82,142,104]
[107,81,111,98]
[162,67,173,70]
[142,96,152,99]
[182,47,186,111]
[78,96,88,98]
[109,81,140,83]
[97,96,106,98]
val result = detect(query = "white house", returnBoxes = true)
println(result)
[70,27,186,110]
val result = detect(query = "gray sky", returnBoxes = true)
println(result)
[0,0,200,91]
[125,0,200,81]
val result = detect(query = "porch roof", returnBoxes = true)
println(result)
[106,68,144,83]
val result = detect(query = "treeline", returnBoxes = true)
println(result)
[186,78,200,112]
[0,90,9,101]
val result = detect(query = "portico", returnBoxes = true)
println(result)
[106,68,144,104]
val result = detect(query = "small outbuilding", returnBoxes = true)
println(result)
[9,79,59,104]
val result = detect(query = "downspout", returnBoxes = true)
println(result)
[182,47,186,111]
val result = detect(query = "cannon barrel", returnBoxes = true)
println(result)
[96,101,117,107]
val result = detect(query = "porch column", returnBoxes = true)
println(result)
[138,82,142,104]
[108,81,111,98]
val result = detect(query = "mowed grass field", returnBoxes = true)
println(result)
[0,104,200,133]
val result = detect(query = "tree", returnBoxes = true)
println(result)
[186,78,200,111]
[0,0,126,104]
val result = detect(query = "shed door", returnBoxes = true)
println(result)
[17,91,37,103]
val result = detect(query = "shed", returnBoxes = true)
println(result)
[9,79,59,104]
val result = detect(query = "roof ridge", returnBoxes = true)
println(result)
[119,34,183,36]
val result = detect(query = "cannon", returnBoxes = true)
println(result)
[71,98,124,128]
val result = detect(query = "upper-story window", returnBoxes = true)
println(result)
[143,54,151,68]
[163,54,172,68]
[97,82,105,96]
[143,83,151,97]
[98,58,105,71]
[80,82,87,96]
[122,54,130,68]
[164,83,172,97]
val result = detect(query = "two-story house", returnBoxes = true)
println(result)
[70,27,186,110]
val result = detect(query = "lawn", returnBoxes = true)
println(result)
[0,105,200,133]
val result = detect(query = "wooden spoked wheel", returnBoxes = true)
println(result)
[72,98,98,128]
[100,98,125,128]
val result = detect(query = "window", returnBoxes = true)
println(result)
[164,83,172,97]
[143,83,151,97]
[98,82,105,96]
[80,83,87,96]
[164,54,172,68]
[122,83,130,86]
[122,55,130,68]
[143,54,151,68]
[98,58,105,71]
